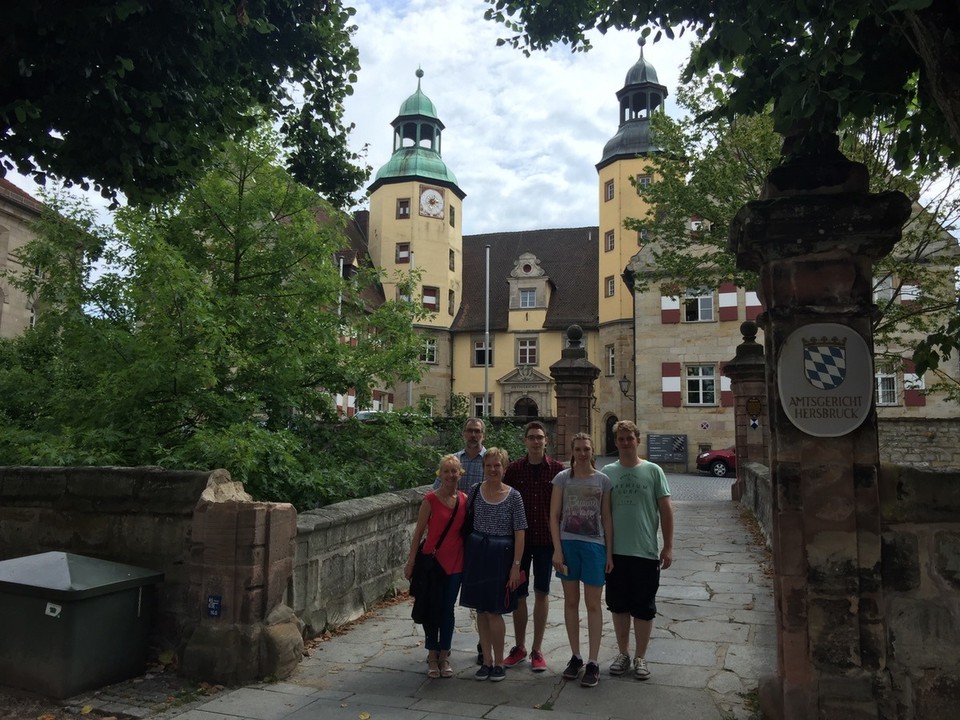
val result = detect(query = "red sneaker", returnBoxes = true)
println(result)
[530,649,547,672]
[503,646,528,667]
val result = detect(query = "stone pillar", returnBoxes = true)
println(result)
[181,470,303,685]
[729,146,911,720]
[723,320,770,501]
[550,325,601,455]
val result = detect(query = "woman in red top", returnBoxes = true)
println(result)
[404,454,467,678]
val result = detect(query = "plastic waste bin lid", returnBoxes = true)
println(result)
[0,551,163,601]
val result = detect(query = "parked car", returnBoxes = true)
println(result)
[696,447,736,477]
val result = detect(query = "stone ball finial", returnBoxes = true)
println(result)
[740,320,758,343]
[567,325,583,342]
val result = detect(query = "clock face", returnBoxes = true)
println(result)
[419,187,445,218]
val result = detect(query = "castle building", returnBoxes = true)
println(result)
[359,50,958,464]
[0,178,43,339]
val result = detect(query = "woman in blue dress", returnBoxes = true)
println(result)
[460,447,527,682]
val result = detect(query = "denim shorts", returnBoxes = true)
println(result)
[557,539,606,587]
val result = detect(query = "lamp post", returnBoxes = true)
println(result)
[618,374,635,400]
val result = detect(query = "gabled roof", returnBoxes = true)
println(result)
[0,177,43,214]
[453,227,600,333]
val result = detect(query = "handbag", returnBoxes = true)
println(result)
[504,569,527,609]
[411,493,460,626]
[460,484,480,538]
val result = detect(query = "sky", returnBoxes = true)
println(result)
[3,0,694,237]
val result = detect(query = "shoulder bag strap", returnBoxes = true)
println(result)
[429,491,460,555]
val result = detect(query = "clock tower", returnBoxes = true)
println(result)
[596,40,668,423]
[368,69,466,412]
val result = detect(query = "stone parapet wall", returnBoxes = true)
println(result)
[739,462,772,547]
[878,417,960,469]
[0,465,210,645]
[878,464,960,718]
[291,487,425,635]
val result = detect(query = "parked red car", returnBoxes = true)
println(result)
[696,447,737,477]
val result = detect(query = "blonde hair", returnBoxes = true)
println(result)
[436,453,464,477]
[483,447,509,467]
[569,432,595,469]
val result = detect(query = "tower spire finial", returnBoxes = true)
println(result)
[415,66,424,90]
[638,37,646,60]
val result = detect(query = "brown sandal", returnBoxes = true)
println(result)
[427,651,440,679]
[439,652,453,678]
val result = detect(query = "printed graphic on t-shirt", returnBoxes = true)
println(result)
[561,483,604,539]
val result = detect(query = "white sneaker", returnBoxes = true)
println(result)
[633,656,650,680]
[609,652,631,675]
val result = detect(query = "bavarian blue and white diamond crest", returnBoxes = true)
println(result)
[803,345,846,390]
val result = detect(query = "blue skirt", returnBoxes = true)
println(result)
[459,531,517,614]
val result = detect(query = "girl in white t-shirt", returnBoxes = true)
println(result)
[549,433,613,687]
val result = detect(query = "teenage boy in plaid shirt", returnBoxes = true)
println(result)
[502,421,565,672]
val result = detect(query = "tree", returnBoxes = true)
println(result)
[484,0,960,169]
[0,128,430,506]
[629,72,960,400]
[2,1,367,207]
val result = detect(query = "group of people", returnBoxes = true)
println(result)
[403,417,673,688]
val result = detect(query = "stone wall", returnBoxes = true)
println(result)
[0,465,210,645]
[878,417,960,469]
[291,487,425,634]
[740,463,960,717]
[878,464,960,718]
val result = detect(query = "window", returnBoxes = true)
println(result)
[875,372,897,405]
[422,286,439,312]
[683,287,714,322]
[395,243,410,264]
[518,337,538,365]
[635,175,652,193]
[472,394,493,417]
[420,338,438,364]
[686,365,717,405]
[638,228,649,244]
[690,219,704,232]
[519,288,536,308]
[448,289,455,316]
[449,205,456,227]
[606,345,616,376]
[396,287,411,302]
[873,275,894,303]
[604,230,615,252]
[604,275,616,298]
[605,179,615,201]
[28,306,37,329]
[473,338,493,366]
[396,198,411,218]
[449,249,455,271]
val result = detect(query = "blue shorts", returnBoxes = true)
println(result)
[517,544,553,597]
[557,540,606,587]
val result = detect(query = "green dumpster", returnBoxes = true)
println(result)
[0,551,164,698]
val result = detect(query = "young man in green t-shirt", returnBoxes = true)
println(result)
[601,420,674,680]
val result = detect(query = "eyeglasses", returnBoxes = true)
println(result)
[525,435,546,440]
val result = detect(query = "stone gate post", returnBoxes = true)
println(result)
[729,145,911,719]
[550,325,601,455]
[723,320,770,501]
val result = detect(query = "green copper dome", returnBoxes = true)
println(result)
[398,69,440,120]
[370,69,462,193]
[374,147,459,185]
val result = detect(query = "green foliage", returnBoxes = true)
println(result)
[3,1,367,207]
[485,0,960,170]
[626,71,960,397]
[0,128,429,508]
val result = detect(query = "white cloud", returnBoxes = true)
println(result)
[3,0,693,237]
[346,0,693,234]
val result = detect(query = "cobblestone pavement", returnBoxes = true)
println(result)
[3,475,766,720]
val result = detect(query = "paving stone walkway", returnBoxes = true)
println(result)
[159,497,775,720]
